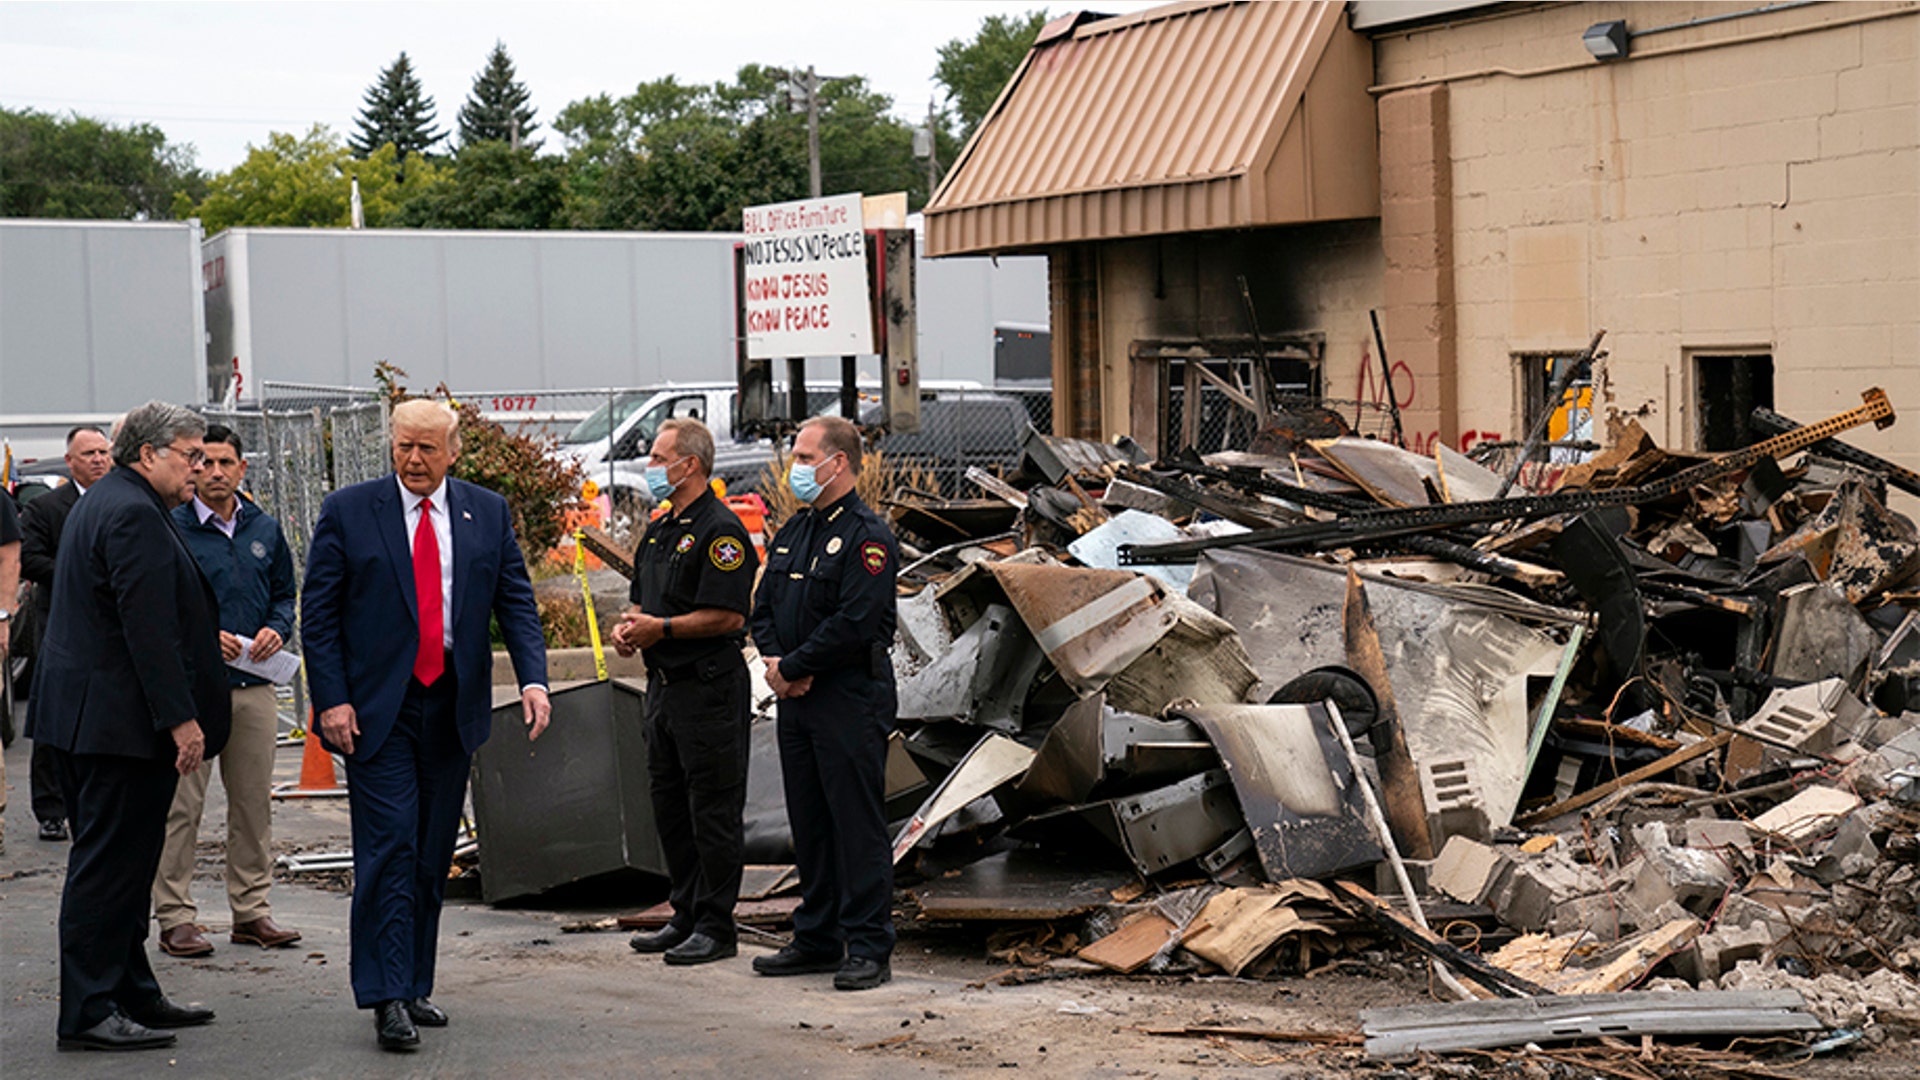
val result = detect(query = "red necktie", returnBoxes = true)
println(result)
[412,498,444,686]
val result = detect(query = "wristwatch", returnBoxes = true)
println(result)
[662,615,674,639]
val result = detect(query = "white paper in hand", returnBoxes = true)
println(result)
[230,635,302,686]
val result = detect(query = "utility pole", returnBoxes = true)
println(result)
[924,101,940,199]
[805,65,821,198]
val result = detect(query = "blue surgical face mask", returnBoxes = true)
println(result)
[645,458,681,502]
[788,454,838,505]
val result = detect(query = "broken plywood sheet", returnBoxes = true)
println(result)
[910,849,1137,921]
[1311,437,1506,507]
[1184,883,1340,977]
[1077,911,1180,974]
[1191,548,1572,829]
[1489,917,1704,995]
[1175,703,1382,880]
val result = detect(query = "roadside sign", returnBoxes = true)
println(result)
[741,193,874,359]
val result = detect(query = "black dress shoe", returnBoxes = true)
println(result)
[374,1000,419,1051]
[663,932,737,966]
[39,819,68,842]
[834,956,892,991]
[126,996,215,1028]
[405,998,448,1027]
[57,1013,177,1052]
[629,924,691,953]
[751,944,843,976]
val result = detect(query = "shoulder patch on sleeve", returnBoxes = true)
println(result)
[860,540,888,576]
[709,536,747,571]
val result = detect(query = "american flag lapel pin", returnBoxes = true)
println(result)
[462,510,472,520]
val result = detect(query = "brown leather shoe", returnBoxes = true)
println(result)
[158,924,215,958]
[231,917,302,949]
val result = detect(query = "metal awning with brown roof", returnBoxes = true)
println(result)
[924,1,1379,256]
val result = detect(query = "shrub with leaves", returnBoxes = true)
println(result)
[374,361,584,557]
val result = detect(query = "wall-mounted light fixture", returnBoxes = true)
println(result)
[1583,20,1631,61]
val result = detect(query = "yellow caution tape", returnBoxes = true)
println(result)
[573,529,608,681]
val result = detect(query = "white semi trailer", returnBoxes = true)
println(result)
[0,219,207,461]
[200,226,1047,414]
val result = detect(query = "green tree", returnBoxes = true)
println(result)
[351,51,445,164]
[555,64,929,229]
[392,141,566,230]
[182,126,442,234]
[458,41,541,151]
[935,10,1050,144]
[0,107,205,219]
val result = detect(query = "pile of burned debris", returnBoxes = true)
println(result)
[875,384,1920,1061]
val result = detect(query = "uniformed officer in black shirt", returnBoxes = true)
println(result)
[612,418,759,967]
[748,415,898,992]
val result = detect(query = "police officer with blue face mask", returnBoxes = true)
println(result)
[613,418,759,967]
[748,415,898,991]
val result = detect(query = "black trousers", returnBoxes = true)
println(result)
[775,670,895,962]
[644,658,750,941]
[53,751,179,1037]
[32,739,69,823]
[343,671,468,1008]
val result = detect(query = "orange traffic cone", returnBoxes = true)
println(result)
[272,716,349,799]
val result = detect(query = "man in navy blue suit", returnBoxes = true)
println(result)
[301,398,550,1052]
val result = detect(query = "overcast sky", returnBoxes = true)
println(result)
[2,1,1161,173]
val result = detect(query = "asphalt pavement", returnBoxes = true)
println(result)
[0,704,1110,1079]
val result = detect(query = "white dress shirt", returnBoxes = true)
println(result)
[193,494,239,538]
[398,476,454,651]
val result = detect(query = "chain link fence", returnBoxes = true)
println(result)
[868,387,1054,498]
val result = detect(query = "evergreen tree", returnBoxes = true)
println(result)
[350,51,445,162]
[458,42,541,150]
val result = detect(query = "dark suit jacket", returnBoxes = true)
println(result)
[24,467,231,760]
[19,480,80,622]
[301,475,547,761]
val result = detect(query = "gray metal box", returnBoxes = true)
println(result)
[470,678,665,903]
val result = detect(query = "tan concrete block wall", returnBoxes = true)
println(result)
[1374,2,1919,484]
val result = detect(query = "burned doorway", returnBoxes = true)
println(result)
[1128,336,1324,457]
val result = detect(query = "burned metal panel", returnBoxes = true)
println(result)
[1012,690,1218,806]
[894,602,1048,732]
[1771,582,1878,684]
[471,679,666,903]
[1069,509,1195,592]
[1011,768,1246,877]
[990,562,1179,692]
[1176,703,1383,879]
[910,849,1138,921]
[1190,548,1570,828]
[891,733,1036,863]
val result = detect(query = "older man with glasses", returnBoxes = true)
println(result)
[26,401,231,1052]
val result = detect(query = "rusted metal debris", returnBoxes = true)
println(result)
[828,383,1920,1066]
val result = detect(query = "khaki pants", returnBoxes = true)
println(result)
[152,684,279,930]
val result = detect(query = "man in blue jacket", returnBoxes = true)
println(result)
[151,424,303,959]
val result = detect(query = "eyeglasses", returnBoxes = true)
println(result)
[156,443,207,467]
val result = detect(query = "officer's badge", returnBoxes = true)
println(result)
[709,537,746,571]
[826,536,842,555]
[676,534,696,554]
[250,540,268,560]
[860,540,888,575]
